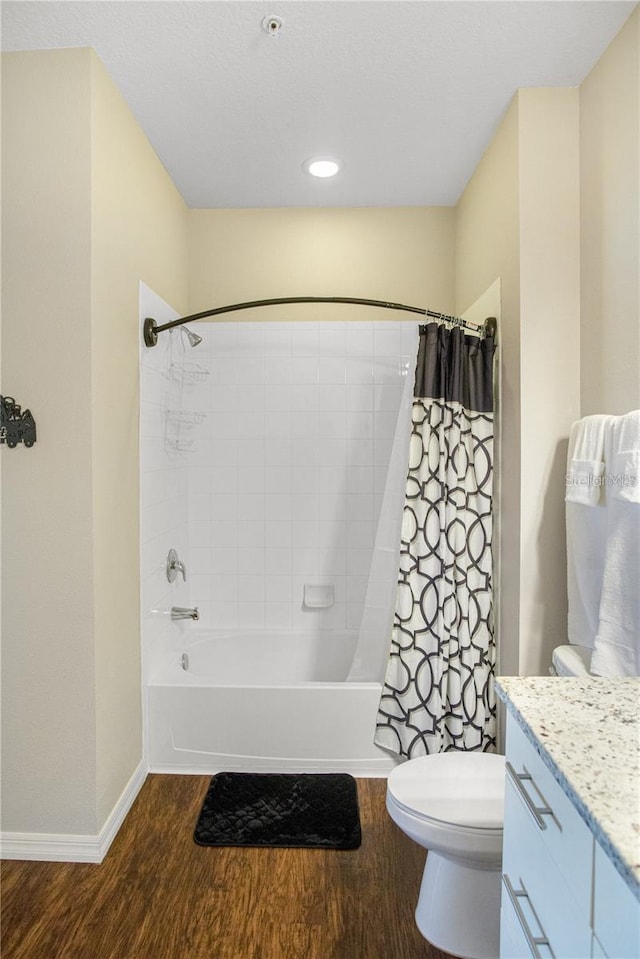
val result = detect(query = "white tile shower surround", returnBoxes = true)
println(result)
[139,285,192,690]
[140,314,418,654]
[186,320,416,632]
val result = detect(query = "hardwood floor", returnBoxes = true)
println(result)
[1,776,454,959]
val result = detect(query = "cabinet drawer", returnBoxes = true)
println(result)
[593,840,640,958]
[502,774,591,958]
[501,903,530,959]
[500,886,554,958]
[505,717,593,912]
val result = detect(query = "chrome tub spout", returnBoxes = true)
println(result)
[171,606,199,621]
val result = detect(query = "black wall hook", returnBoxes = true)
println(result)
[1,395,37,448]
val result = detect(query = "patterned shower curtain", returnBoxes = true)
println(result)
[375,322,497,757]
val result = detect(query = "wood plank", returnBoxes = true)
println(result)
[1,776,453,959]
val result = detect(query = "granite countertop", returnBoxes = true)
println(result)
[495,676,640,900]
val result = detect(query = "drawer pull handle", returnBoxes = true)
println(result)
[503,874,555,959]
[506,761,556,831]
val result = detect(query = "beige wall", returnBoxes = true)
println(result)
[2,49,97,833]
[89,52,188,826]
[189,207,455,321]
[455,97,521,676]
[518,89,581,676]
[580,6,640,416]
[455,88,582,677]
[1,48,188,836]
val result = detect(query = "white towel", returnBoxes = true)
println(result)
[612,409,640,505]
[590,411,640,677]
[565,416,612,649]
[615,449,640,505]
[565,416,609,505]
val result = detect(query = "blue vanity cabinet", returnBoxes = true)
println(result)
[500,714,639,959]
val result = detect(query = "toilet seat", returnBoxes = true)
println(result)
[552,644,592,677]
[387,753,505,830]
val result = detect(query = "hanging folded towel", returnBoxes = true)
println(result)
[615,449,640,504]
[611,409,640,505]
[590,411,640,677]
[565,415,610,505]
[565,415,612,649]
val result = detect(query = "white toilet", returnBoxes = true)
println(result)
[551,641,592,676]
[386,752,505,959]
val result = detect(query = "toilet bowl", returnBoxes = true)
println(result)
[386,752,505,959]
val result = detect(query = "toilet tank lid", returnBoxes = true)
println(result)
[387,753,505,830]
[552,644,592,677]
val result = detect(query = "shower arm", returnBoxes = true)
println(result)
[143,297,497,347]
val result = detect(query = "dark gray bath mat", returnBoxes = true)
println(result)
[193,772,361,849]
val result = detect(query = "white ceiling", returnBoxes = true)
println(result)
[2,1,636,208]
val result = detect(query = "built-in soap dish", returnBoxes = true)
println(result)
[303,584,335,610]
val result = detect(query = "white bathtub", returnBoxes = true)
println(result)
[147,629,399,776]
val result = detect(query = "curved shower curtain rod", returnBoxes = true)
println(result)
[143,296,497,348]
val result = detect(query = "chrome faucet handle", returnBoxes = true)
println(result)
[166,548,187,583]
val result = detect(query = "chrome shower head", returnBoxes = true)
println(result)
[181,325,203,348]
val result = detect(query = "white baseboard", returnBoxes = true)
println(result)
[0,759,147,863]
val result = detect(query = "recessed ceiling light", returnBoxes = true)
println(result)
[303,156,341,178]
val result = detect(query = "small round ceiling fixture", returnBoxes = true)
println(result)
[303,156,341,179]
